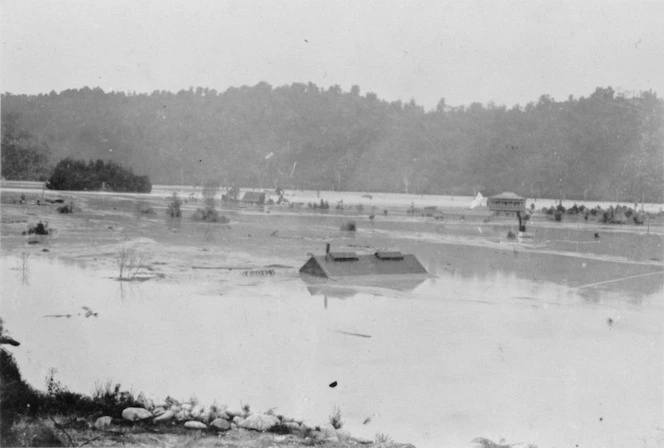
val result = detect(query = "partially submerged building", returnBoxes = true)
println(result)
[241,191,266,204]
[300,244,428,278]
[487,192,526,216]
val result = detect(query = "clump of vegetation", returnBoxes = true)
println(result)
[137,204,155,215]
[56,202,75,214]
[222,186,240,202]
[23,221,53,236]
[46,158,151,193]
[307,199,330,210]
[340,220,356,231]
[167,193,182,218]
[375,433,392,443]
[329,406,343,429]
[116,245,147,281]
[202,180,220,208]
[192,207,229,223]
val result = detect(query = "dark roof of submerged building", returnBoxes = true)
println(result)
[241,191,266,204]
[299,250,428,278]
[489,192,524,200]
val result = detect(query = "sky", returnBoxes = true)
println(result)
[1,0,663,109]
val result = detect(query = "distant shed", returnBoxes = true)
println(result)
[487,192,526,216]
[241,191,266,204]
[300,247,427,278]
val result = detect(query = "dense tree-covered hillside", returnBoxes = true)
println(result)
[1,84,662,202]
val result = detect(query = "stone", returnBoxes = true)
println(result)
[152,407,166,417]
[351,437,374,445]
[165,396,180,407]
[336,429,352,442]
[191,405,205,418]
[210,418,231,431]
[232,416,242,425]
[94,416,112,430]
[226,408,244,418]
[136,393,154,411]
[238,414,280,432]
[198,409,213,423]
[214,410,231,420]
[284,422,300,431]
[153,410,174,423]
[175,410,189,422]
[121,407,153,422]
[320,424,338,439]
[184,421,208,430]
[373,444,416,448]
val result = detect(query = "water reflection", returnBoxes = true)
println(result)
[2,255,663,448]
[301,274,428,308]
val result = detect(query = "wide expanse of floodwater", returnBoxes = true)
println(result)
[1,183,663,448]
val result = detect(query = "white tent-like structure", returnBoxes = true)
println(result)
[469,192,484,209]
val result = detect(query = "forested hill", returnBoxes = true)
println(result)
[1,84,662,202]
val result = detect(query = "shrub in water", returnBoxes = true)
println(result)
[193,207,229,223]
[340,220,356,231]
[23,221,52,235]
[56,202,75,214]
[167,193,182,218]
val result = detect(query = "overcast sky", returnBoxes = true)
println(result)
[1,0,662,109]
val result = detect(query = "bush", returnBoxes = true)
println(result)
[329,406,343,429]
[340,221,356,231]
[46,158,151,193]
[167,193,182,218]
[56,202,75,214]
[23,221,52,235]
[192,207,229,223]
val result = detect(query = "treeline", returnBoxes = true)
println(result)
[46,158,152,193]
[1,84,662,202]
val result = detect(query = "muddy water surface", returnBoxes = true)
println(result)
[1,184,663,448]
[2,254,662,448]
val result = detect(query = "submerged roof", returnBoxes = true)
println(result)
[241,191,266,203]
[300,251,427,278]
[489,192,524,200]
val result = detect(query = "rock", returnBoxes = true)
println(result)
[214,410,231,420]
[232,416,243,425]
[175,410,189,422]
[165,396,180,407]
[238,414,280,432]
[198,409,213,423]
[122,407,153,422]
[373,444,416,448]
[210,418,231,431]
[31,426,64,447]
[226,408,244,418]
[94,416,112,430]
[136,393,154,410]
[320,425,338,441]
[152,407,166,417]
[336,429,351,442]
[153,410,174,423]
[184,421,208,430]
[351,437,373,445]
[284,422,300,431]
[191,405,205,418]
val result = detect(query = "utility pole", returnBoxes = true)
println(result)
[558,178,563,206]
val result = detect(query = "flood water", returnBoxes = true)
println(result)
[1,184,663,448]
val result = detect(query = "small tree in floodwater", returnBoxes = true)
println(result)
[202,180,220,209]
[167,193,182,218]
[194,180,228,223]
[116,245,146,281]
